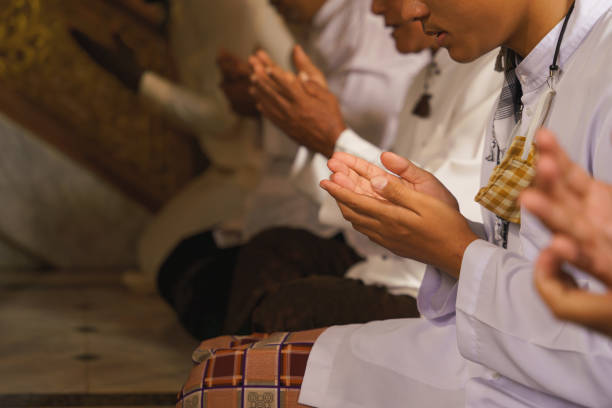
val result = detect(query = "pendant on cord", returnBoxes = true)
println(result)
[412,93,432,118]
[412,57,440,119]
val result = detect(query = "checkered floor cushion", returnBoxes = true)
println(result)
[176,328,326,408]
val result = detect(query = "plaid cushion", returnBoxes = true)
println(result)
[177,329,326,408]
[475,136,536,224]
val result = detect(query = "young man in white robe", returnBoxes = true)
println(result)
[239,18,502,315]
[71,0,297,292]
[173,4,508,408]
[154,0,427,339]
[318,0,612,406]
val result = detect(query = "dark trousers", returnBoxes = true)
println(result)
[158,228,419,340]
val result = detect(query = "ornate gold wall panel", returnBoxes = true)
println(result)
[0,0,205,210]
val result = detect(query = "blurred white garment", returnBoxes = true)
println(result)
[133,0,294,289]
[242,0,428,240]
[160,0,295,168]
[299,49,502,298]
[135,0,426,289]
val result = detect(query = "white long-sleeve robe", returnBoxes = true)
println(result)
[133,0,295,287]
[294,49,502,297]
[300,1,612,407]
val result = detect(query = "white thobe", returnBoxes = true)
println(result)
[134,0,425,284]
[134,0,294,287]
[167,0,295,167]
[300,1,612,407]
[241,0,428,240]
[298,49,502,297]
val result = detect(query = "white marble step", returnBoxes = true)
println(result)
[0,113,151,268]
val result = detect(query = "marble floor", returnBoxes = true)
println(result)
[0,268,198,407]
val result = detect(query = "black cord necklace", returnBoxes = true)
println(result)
[412,51,440,118]
[549,2,575,79]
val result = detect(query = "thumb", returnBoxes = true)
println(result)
[534,248,565,303]
[370,175,424,214]
[381,151,431,184]
[293,45,327,88]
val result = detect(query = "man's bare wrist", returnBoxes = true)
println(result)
[441,231,479,279]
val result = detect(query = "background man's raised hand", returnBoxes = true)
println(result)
[248,46,346,158]
[217,49,260,118]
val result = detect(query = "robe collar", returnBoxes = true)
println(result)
[516,0,610,94]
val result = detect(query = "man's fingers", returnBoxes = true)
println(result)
[380,151,429,184]
[533,154,560,192]
[249,55,268,78]
[536,129,589,197]
[330,172,379,198]
[536,248,612,332]
[327,157,351,176]
[329,171,358,193]
[370,175,426,215]
[293,44,327,88]
[520,188,575,235]
[321,178,387,215]
[563,160,592,197]
[255,49,275,68]
[266,66,299,101]
[250,59,287,97]
[550,234,612,288]
[548,235,581,265]
[534,247,612,328]
[250,78,291,113]
[328,157,385,198]
[321,178,419,226]
[299,76,328,98]
[218,49,250,79]
[336,202,381,232]
[534,247,574,314]
[330,151,388,181]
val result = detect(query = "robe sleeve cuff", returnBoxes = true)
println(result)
[335,128,384,168]
[290,147,332,205]
[140,71,233,135]
[417,265,459,322]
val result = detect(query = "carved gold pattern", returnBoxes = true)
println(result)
[0,0,203,208]
[0,0,51,76]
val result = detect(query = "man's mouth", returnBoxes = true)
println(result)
[424,27,448,45]
[424,26,447,38]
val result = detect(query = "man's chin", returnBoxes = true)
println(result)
[446,46,480,63]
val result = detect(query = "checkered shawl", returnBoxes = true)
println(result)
[176,329,325,408]
[475,136,536,224]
